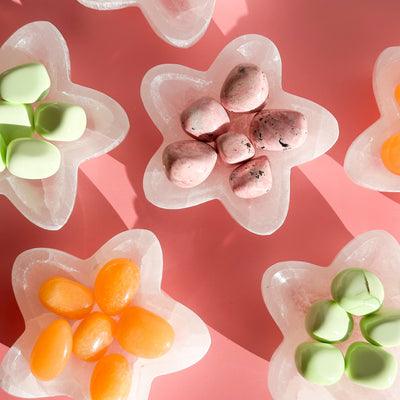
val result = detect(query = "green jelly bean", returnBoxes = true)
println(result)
[0,101,34,144]
[305,299,353,343]
[0,62,50,104]
[7,138,61,179]
[295,342,344,386]
[0,133,6,172]
[345,341,397,390]
[331,267,384,316]
[35,102,87,142]
[361,307,400,347]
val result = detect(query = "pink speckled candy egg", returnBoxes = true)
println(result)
[220,63,269,113]
[180,97,230,141]
[163,140,217,188]
[216,132,255,164]
[229,155,272,198]
[250,109,307,151]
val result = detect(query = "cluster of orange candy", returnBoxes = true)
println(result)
[29,258,175,400]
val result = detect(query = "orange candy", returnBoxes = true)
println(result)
[72,312,116,362]
[39,276,94,319]
[381,132,400,175]
[94,258,140,316]
[116,306,174,358]
[90,354,132,400]
[30,319,72,381]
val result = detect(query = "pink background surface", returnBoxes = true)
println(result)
[1,0,400,399]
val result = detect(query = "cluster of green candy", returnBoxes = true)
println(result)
[0,62,87,179]
[295,267,400,390]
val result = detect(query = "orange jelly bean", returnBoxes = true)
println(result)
[90,353,132,400]
[72,312,116,362]
[116,306,174,358]
[39,276,94,319]
[381,132,400,175]
[94,258,140,316]
[30,319,72,381]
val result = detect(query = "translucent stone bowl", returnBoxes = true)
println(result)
[344,47,400,191]
[0,229,211,400]
[77,0,216,48]
[141,34,339,235]
[0,21,129,230]
[262,230,400,400]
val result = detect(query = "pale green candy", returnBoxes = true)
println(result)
[0,101,34,144]
[361,307,400,347]
[331,267,384,316]
[35,101,87,141]
[345,341,397,390]
[0,133,6,172]
[305,299,353,343]
[295,342,344,386]
[7,138,61,179]
[0,62,50,104]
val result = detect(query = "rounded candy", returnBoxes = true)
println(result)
[0,133,6,172]
[0,62,50,104]
[0,101,34,144]
[295,342,344,386]
[163,140,217,188]
[229,155,272,198]
[35,101,87,142]
[360,307,400,347]
[39,276,94,319]
[345,341,397,390]
[216,132,255,164]
[30,319,72,381]
[220,63,268,113]
[72,312,116,361]
[116,306,174,358]
[7,138,61,179]
[180,97,230,141]
[94,258,140,316]
[331,267,384,316]
[249,109,307,151]
[305,299,353,343]
[381,132,400,175]
[90,354,132,400]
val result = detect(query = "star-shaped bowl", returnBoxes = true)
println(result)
[141,34,339,235]
[262,230,400,400]
[76,0,216,48]
[344,47,400,191]
[0,21,129,230]
[0,229,211,400]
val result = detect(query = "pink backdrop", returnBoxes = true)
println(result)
[1,0,400,399]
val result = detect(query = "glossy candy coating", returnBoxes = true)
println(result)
[39,276,94,319]
[72,312,116,361]
[94,258,140,316]
[295,342,344,386]
[381,132,400,175]
[345,341,398,390]
[30,319,72,381]
[216,132,255,164]
[0,62,50,104]
[0,101,34,144]
[90,353,132,400]
[116,306,174,358]
[0,133,6,171]
[35,101,87,142]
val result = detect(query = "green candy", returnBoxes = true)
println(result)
[0,101,34,144]
[361,307,400,347]
[331,268,384,316]
[7,138,61,179]
[0,133,6,172]
[305,299,353,343]
[295,342,344,385]
[35,101,87,142]
[0,62,50,104]
[345,341,397,389]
